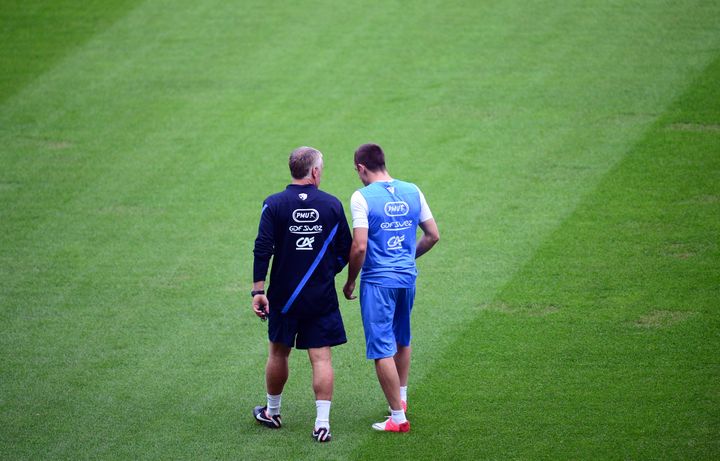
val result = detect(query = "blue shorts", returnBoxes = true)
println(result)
[268,308,347,350]
[359,282,415,359]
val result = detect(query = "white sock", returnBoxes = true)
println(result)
[400,386,408,402]
[267,393,282,416]
[315,400,331,429]
[391,409,407,424]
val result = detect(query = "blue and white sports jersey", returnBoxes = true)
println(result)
[350,179,433,288]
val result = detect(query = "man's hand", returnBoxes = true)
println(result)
[343,280,357,300]
[252,294,269,320]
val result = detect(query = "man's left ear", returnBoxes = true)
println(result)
[312,166,321,181]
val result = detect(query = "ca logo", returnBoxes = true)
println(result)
[296,236,315,251]
[387,234,405,250]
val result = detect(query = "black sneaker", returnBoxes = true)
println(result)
[253,405,282,429]
[312,426,332,442]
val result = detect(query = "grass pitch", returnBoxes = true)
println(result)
[1,1,719,459]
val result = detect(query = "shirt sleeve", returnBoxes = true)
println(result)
[350,190,369,229]
[253,202,274,282]
[333,201,353,273]
[417,188,434,222]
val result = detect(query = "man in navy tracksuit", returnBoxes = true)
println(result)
[251,146,352,442]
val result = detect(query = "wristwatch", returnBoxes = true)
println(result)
[251,290,265,297]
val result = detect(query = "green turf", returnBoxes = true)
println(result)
[354,52,720,461]
[1,1,719,459]
[0,0,143,104]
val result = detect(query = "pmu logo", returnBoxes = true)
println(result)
[292,208,319,223]
[387,234,405,250]
[296,236,315,251]
[384,201,409,217]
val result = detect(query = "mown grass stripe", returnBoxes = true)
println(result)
[363,55,720,460]
[0,0,144,104]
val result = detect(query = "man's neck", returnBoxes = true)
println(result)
[291,179,316,186]
[366,170,393,184]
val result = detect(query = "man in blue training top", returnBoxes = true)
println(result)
[252,146,352,442]
[343,143,440,433]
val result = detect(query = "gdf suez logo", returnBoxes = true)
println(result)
[387,234,405,250]
[289,224,323,234]
[381,220,413,231]
[384,201,409,217]
[296,236,315,251]
[292,208,319,223]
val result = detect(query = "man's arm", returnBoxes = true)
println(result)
[343,227,367,300]
[334,204,353,274]
[252,204,274,318]
[416,218,440,259]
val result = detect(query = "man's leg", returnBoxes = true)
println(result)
[372,357,409,432]
[265,341,291,416]
[394,345,411,408]
[255,341,291,428]
[308,346,333,400]
[266,341,291,395]
[308,346,334,441]
[375,357,403,411]
[361,283,409,431]
[394,345,411,387]
[392,287,414,409]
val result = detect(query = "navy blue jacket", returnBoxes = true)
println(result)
[253,184,352,317]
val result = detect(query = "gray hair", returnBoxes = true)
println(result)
[288,146,323,179]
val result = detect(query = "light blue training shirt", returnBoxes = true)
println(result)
[350,179,433,288]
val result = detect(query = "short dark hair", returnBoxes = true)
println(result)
[289,146,322,179]
[354,143,386,172]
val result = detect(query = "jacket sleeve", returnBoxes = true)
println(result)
[253,203,274,282]
[333,203,353,274]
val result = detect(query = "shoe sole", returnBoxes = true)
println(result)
[372,421,410,432]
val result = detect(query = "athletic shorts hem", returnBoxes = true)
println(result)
[268,308,346,350]
[296,338,347,350]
